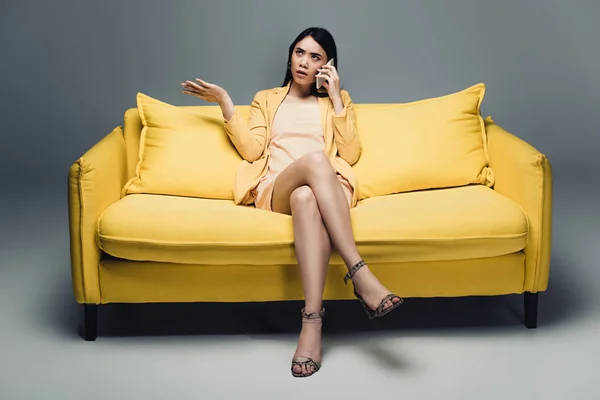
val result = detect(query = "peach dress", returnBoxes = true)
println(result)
[252,97,353,212]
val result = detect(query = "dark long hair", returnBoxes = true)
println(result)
[282,27,339,98]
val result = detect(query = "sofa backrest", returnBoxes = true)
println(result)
[122,91,493,200]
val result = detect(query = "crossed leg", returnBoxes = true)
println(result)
[270,151,401,376]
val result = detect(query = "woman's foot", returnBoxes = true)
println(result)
[350,264,402,312]
[291,308,323,377]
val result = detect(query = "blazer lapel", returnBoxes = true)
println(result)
[267,81,291,131]
[318,95,332,151]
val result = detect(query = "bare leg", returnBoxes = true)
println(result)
[287,186,330,376]
[271,151,401,312]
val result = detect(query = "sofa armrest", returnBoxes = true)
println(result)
[68,126,127,304]
[485,117,553,292]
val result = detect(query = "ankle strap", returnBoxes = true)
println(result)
[301,307,325,321]
[344,260,366,285]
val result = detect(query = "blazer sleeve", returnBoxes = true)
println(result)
[332,90,362,165]
[223,91,268,162]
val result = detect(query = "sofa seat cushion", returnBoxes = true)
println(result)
[97,185,528,265]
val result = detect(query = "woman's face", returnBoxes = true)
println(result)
[290,36,328,85]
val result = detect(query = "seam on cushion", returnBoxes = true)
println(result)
[532,153,545,290]
[76,159,87,302]
[476,86,493,186]
[513,196,530,295]
[134,104,148,186]
[99,236,294,247]
[118,122,127,195]
[122,95,149,196]
[78,159,103,303]
[477,86,489,162]
[510,194,531,243]
[123,110,139,185]
[97,232,527,247]
[96,205,109,250]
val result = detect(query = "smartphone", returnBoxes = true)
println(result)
[316,58,334,89]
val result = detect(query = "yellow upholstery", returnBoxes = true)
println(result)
[68,126,127,304]
[352,84,494,199]
[97,185,527,265]
[122,85,493,202]
[485,116,553,292]
[122,104,249,187]
[68,98,553,307]
[98,253,525,303]
[122,93,243,199]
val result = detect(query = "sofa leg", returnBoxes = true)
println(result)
[524,292,538,329]
[82,304,98,341]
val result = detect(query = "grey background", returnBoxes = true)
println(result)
[1,0,599,188]
[1,0,599,398]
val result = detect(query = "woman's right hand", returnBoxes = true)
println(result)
[181,78,228,104]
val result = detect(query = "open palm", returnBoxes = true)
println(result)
[181,78,226,104]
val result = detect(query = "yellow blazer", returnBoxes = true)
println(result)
[223,80,362,208]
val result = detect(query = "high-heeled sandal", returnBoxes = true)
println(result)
[291,306,325,378]
[344,259,404,319]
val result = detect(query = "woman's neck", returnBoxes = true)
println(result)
[288,80,314,99]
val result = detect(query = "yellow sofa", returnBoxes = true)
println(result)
[68,92,552,341]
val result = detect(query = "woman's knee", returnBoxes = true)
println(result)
[289,185,318,212]
[300,151,336,180]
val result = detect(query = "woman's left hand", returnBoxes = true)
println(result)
[317,64,341,99]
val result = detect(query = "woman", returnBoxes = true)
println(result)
[181,27,403,378]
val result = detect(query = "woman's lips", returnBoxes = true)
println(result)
[296,70,308,77]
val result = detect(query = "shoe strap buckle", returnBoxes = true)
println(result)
[344,260,366,285]
[300,307,325,321]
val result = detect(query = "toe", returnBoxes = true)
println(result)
[293,364,302,374]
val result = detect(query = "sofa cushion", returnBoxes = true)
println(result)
[97,185,527,265]
[352,83,494,200]
[121,93,243,200]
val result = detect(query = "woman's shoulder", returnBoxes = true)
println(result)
[251,86,353,103]
[250,86,282,103]
[339,88,352,99]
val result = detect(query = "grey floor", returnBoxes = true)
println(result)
[1,166,598,399]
